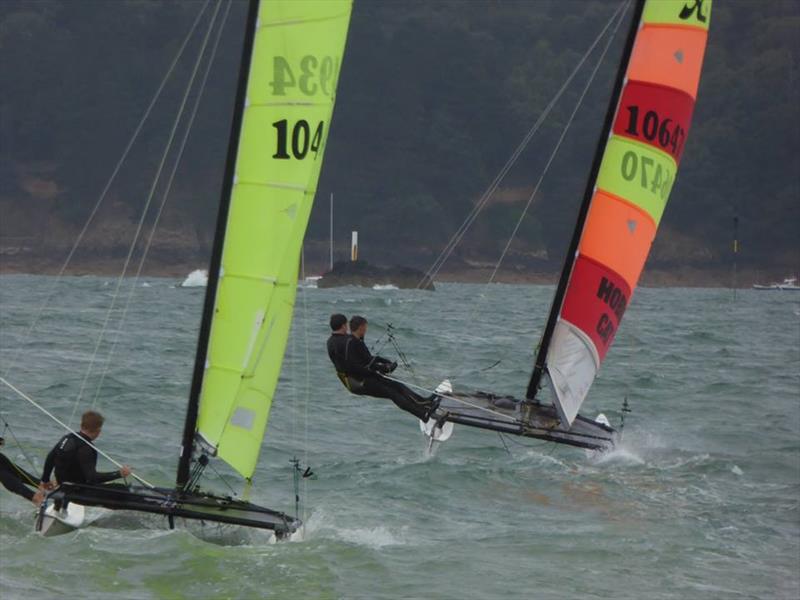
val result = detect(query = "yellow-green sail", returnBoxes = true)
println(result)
[196,0,351,478]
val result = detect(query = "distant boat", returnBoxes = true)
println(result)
[753,277,800,291]
[299,275,322,289]
[178,269,208,288]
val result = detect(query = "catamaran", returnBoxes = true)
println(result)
[416,0,712,451]
[2,0,352,538]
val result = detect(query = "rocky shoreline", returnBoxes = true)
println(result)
[317,261,434,290]
[0,254,790,289]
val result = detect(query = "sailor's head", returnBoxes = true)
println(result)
[80,410,105,440]
[329,313,347,333]
[349,315,367,338]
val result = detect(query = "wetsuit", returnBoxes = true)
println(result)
[41,432,123,486]
[329,334,433,421]
[0,452,39,502]
[327,332,350,387]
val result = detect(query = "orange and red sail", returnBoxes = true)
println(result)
[533,0,712,426]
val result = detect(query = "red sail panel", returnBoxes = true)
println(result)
[612,81,696,164]
[560,256,632,363]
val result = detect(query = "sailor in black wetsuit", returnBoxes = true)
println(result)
[327,314,436,421]
[40,411,131,488]
[327,313,351,387]
[0,437,44,505]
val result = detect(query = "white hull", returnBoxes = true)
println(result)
[37,502,86,537]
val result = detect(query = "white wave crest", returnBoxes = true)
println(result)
[179,269,208,288]
[301,509,407,548]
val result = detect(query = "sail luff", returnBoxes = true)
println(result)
[177,0,260,489]
[526,0,646,402]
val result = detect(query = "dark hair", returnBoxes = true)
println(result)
[329,313,347,331]
[81,410,104,432]
[349,315,367,332]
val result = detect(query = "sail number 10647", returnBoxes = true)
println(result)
[624,105,686,159]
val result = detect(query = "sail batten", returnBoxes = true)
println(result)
[184,0,352,479]
[530,0,711,426]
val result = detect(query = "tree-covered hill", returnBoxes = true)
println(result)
[1,0,797,277]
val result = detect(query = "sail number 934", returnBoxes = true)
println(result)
[270,55,339,97]
[272,119,324,160]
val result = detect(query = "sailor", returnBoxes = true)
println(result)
[0,437,44,505]
[327,314,437,421]
[40,411,132,489]
[326,313,350,386]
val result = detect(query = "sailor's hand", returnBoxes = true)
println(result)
[120,465,132,478]
[39,481,55,491]
[32,489,45,507]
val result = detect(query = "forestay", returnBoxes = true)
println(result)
[193,0,352,478]
[530,0,712,426]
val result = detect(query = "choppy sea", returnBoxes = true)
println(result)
[0,275,798,599]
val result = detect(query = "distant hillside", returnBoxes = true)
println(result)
[1,1,798,277]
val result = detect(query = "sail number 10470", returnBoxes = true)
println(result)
[620,150,673,201]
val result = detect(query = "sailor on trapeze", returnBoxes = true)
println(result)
[40,410,132,490]
[327,314,438,421]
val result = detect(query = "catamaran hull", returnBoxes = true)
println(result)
[36,501,86,537]
[425,391,617,451]
[35,483,300,539]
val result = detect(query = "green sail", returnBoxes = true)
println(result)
[196,0,352,478]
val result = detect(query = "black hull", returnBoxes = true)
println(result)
[42,483,300,538]
[433,391,617,451]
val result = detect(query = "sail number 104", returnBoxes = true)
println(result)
[272,120,324,160]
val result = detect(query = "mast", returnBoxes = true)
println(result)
[177,0,260,489]
[526,0,646,401]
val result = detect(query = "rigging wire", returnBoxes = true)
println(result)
[300,248,312,528]
[0,377,155,489]
[89,0,233,409]
[436,0,631,387]
[208,457,239,498]
[416,0,629,289]
[1,0,212,382]
[71,0,226,419]
[0,412,39,474]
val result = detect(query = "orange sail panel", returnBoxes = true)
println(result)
[627,25,708,99]
[578,191,656,290]
[544,0,711,427]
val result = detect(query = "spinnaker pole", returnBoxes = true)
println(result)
[177,0,260,489]
[526,0,646,401]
